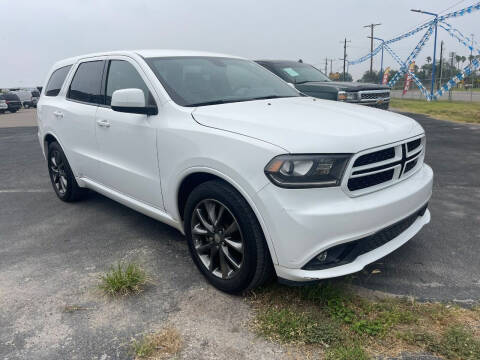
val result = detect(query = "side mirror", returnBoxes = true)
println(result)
[111,88,157,115]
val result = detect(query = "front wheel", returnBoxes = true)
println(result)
[184,180,273,293]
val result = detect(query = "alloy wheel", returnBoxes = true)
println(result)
[191,199,244,279]
[49,150,68,195]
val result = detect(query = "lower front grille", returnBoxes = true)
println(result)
[302,204,428,270]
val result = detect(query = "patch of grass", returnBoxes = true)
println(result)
[99,262,148,296]
[325,344,369,360]
[390,98,480,124]
[249,282,480,359]
[131,326,182,359]
[255,306,344,345]
[429,325,480,360]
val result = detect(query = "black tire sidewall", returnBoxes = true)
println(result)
[47,142,77,202]
[184,181,262,293]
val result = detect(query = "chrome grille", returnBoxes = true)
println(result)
[358,90,390,103]
[344,136,425,196]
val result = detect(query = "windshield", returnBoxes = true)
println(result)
[145,57,300,107]
[272,63,330,84]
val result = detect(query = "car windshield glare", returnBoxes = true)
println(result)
[145,57,300,107]
[274,63,331,84]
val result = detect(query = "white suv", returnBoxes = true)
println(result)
[37,50,433,293]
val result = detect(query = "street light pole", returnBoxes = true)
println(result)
[411,9,439,100]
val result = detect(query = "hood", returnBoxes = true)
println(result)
[191,97,423,154]
[297,81,389,92]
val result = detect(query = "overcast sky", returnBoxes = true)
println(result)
[2,0,478,87]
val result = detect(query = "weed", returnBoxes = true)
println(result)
[132,326,182,359]
[250,282,480,359]
[325,344,369,360]
[428,326,480,360]
[255,306,344,345]
[99,262,148,296]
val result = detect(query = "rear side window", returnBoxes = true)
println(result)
[105,60,151,106]
[45,65,72,96]
[67,61,105,104]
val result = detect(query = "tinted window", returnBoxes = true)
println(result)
[31,90,40,97]
[105,60,150,106]
[68,61,104,104]
[268,62,331,84]
[146,57,299,107]
[45,65,72,96]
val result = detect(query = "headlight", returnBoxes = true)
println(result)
[346,92,358,101]
[264,154,352,188]
[337,91,347,101]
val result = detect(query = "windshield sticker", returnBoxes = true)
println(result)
[283,67,299,77]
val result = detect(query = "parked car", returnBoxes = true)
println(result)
[256,60,391,109]
[0,93,22,113]
[0,97,7,112]
[37,50,432,293]
[12,89,38,108]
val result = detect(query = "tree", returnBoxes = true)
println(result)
[360,70,380,83]
[329,72,353,82]
[426,56,432,64]
[455,55,462,69]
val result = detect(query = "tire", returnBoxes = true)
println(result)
[9,109,17,113]
[184,180,274,293]
[47,141,86,202]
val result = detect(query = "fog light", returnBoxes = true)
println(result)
[316,251,328,262]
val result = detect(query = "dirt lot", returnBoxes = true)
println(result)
[0,109,479,359]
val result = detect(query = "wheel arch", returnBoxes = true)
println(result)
[42,131,79,179]
[175,168,279,265]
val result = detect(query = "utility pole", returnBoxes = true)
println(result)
[364,23,381,74]
[324,58,328,75]
[411,9,438,99]
[340,38,351,81]
[449,51,455,101]
[471,34,475,101]
[369,36,385,84]
[438,41,444,91]
[330,59,333,75]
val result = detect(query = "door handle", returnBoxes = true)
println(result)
[96,119,111,128]
[53,111,63,118]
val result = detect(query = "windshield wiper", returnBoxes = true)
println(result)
[294,80,327,84]
[186,99,238,107]
[187,95,297,107]
[245,95,297,101]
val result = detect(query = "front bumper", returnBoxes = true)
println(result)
[255,164,433,282]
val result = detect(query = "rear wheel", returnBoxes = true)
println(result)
[184,180,274,293]
[47,142,86,202]
[9,109,17,113]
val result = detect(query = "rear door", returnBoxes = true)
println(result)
[61,58,106,179]
[94,57,164,209]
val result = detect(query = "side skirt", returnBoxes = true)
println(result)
[79,177,184,234]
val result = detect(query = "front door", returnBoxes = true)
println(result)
[94,58,163,209]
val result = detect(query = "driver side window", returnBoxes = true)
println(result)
[105,60,152,106]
